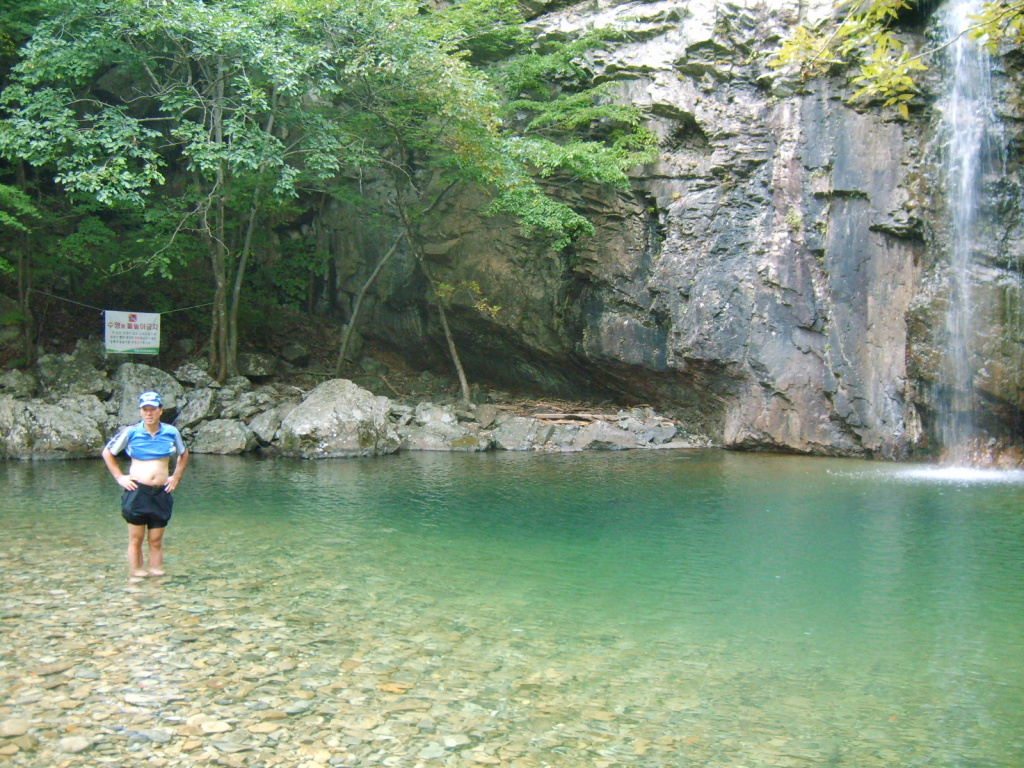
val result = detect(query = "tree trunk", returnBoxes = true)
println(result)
[385,174,473,403]
[206,57,231,382]
[419,258,471,405]
[16,239,34,368]
[228,188,262,375]
[205,204,230,382]
[227,101,275,376]
[391,177,471,402]
[334,231,405,376]
[435,290,472,405]
[15,163,35,368]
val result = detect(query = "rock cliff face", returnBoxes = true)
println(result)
[328,0,1024,459]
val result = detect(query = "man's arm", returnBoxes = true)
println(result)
[165,449,189,493]
[102,445,137,491]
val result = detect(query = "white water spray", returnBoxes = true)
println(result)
[937,0,1000,464]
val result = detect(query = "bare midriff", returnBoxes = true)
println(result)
[129,457,171,487]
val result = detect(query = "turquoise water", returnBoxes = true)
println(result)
[2,449,1023,766]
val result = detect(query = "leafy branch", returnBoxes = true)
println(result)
[767,0,1024,119]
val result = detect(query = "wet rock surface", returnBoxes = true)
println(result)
[344,0,1023,461]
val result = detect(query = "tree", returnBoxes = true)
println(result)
[0,182,36,276]
[0,0,365,379]
[0,181,39,365]
[323,3,569,388]
[330,18,657,390]
[0,0,49,66]
[2,0,655,393]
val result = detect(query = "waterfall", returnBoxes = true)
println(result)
[936,0,1001,464]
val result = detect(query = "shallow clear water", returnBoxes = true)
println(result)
[2,449,1023,766]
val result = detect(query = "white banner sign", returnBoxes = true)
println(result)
[104,311,161,354]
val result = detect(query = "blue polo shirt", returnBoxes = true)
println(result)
[105,422,187,461]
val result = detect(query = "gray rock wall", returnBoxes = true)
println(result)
[327,0,1023,459]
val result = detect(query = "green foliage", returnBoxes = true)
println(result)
[0,181,38,274]
[492,32,613,96]
[435,279,500,318]
[494,30,657,166]
[0,308,27,326]
[769,1,1024,118]
[785,207,803,231]
[0,86,166,205]
[769,1,926,117]
[972,1,1024,51]
[849,44,926,118]
[56,215,119,267]
[0,0,51,61]
[246,224,329,308]
[484,29,657,244]
[0,181,37,233]
[0,0,372,207]
[1,0,655,257]
[486,181,593,250]
[417,0,528,61]
[0,0,661,368]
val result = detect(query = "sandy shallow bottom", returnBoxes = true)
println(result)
[0,544,1016,768]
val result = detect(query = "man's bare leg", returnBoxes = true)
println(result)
[147,527,166,576]
[127,524,148,578]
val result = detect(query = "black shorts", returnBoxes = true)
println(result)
[121,484,173,529]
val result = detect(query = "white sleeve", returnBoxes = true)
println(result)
[105,427,131,455]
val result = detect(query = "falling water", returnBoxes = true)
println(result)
[937,0,1001,464]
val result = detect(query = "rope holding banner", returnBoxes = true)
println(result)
[27,288,213,315]
[24,289,214,355]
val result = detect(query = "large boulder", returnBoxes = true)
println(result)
[279,342,311,367]
[398,402,491,452]
[110,363,184,426]
[237,352,277,378]
[248,402,300,445]
[174,388,221,430]
[35,351,111,398]
[572,420,642,451]
[0,395,104,460]
[545,423,583,451]
[173,361,217,388]
[615,408,678,445]
[190,419,257,455]
[220,388,276,420]
[274,379,399,458]
[57,395,117,438]
[0,368,38,398]
[489,415,554,451]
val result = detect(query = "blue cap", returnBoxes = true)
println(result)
[139,391,162,408]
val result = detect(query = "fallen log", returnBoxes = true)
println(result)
[530,412,615,422]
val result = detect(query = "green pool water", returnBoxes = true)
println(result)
[2,449,1022,766]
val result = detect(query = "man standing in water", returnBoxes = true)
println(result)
[102,391,189,579]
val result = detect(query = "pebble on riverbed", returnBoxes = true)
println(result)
[0,532,957,768]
